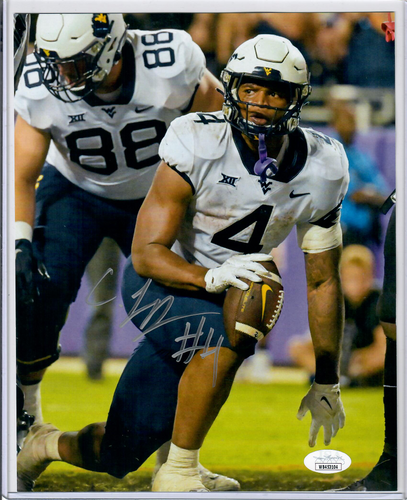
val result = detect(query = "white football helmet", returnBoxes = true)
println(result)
[221,35,311,139]
[34,13,127,102]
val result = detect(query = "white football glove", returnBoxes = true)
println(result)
[204,253,273,294]
[297,382,345,447]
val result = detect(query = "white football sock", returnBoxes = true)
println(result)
[166,443,199,469]
[22,383,43,424]
[42,429,63,461]
[155,440,171,467]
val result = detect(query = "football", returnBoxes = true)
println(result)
[223,259,284,351]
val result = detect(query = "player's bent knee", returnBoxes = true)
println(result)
[77,422,106,471]
[226,335,258,359]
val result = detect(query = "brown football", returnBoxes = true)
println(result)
[223,259,284,351]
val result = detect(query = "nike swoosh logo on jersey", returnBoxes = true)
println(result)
[135,105,154,113]
[320,396,333,409]
[289,190,310,198]
[261,284,273,321]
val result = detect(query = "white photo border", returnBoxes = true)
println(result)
[3,0,405,498]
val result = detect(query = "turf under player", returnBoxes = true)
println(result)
[17,34,348,492]
[15,12,232,490]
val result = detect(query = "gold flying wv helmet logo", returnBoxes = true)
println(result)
[94,13,107,23]
[264,67,272,76]
[43,49,50,56]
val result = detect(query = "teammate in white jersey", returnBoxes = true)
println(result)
[17,34,348,492]
[15,12,236,492]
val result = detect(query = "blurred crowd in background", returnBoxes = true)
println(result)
[124,12,395,89]
[26,12,395,90]
[23,12,395,386]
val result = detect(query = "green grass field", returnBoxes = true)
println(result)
[35,357,384,492]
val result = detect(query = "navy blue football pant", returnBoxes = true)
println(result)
[377,207,396,324]
[377,207,397,458]
[99,257,231,478]
[17,164,143,373]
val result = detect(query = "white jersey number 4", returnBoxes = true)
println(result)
[212,205,274,253]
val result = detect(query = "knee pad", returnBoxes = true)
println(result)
[17,277,73,373]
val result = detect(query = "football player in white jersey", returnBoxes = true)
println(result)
[15,12,236,492]
[17,34,348,492]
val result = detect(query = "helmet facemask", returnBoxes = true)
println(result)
[220,35,312,141]
[222,70,310,140]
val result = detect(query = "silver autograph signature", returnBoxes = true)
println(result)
[86,269,223,385]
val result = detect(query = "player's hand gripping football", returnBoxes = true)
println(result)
[296,382,345,447]
[204,253,274,294]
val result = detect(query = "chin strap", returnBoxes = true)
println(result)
[253,134,278,179]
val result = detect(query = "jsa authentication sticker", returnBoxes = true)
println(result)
[304,450,351,474]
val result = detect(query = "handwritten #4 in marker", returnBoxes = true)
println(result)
[86,270,223,386]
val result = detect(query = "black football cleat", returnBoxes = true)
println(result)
[17,410,35,454]
[17,381,35,454]
[337,452,397,491]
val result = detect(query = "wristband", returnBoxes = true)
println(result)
[15,221,33,242]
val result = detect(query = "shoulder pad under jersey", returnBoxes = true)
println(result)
[132,28,204,79]
[169,111,229,161]
[302,127,349,181]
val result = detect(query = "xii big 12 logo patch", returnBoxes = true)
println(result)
[92,14,110,38]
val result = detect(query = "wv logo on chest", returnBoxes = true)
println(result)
[218,173,240,188]
[102,107,117,118]
[258,179,272,194]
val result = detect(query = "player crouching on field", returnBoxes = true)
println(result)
[18,34,347,492]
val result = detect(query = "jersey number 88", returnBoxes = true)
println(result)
[65,119,167,175]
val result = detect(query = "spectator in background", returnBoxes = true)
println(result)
[215,13,258,70]
[316,13,395,87]
[341,13,395,88]
[83,238,120,380]
[313,14,352,85]
[248,13,336,86]
[123,13,194,32]
[188,14,219,76]
[289,245,386,387]
[215,13,332,85]
[329,102,388,248]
